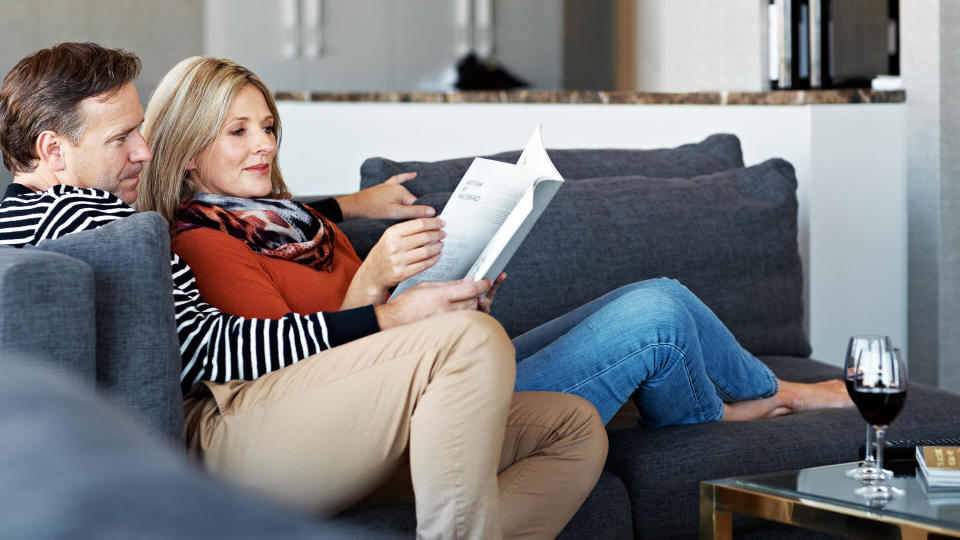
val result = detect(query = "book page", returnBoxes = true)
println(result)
[517,125,561,178]
[391,158,540,297]
[466,126,564,280]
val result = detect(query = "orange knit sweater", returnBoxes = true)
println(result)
[172,224,363,319]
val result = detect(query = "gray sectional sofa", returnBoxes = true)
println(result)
[2,134,959,539]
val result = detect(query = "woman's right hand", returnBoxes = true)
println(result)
[341,217,445,308]
[374,278,491,330]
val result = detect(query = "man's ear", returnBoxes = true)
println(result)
[35,131,66,172]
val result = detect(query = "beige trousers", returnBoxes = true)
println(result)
[184,311,607,540]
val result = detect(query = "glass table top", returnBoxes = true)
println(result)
[724,462,960,531]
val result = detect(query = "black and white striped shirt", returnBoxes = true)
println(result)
[0,184,378,393]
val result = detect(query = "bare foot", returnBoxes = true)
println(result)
[778,379,853,410]
[722,390,802,421]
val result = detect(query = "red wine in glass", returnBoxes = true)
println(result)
[851,388,907,426]
[853,348,907,500]
[844,335,893,480]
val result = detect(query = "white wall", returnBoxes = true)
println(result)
[632,0,768,92]
[276,100,907,365]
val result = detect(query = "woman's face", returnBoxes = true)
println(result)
[189,84,277,199]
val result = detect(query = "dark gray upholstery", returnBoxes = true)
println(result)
[607,357,960,539]
[32,213,184,444]
[360,133,745,196]
[0,355,372,540]
[332,471,633,539]
[0,247,96,384]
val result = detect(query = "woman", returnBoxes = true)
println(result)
[139,57,851,430]
[138,57,612,540]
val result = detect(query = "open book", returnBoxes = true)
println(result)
[391,126,564,298]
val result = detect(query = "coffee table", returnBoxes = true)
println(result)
[700,462,960,539]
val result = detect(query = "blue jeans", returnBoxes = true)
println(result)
[513,279,778,427]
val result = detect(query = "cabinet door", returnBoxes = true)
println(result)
[386,0,461,91]
[204,0,305,91]
[299,0,390,91]
[493,0,563,90]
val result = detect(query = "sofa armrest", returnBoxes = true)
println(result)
[0,247,95,385]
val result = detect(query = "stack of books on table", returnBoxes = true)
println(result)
[917,446,960,503]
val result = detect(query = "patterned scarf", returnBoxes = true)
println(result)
[174,192,336,272]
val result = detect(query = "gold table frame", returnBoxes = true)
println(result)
[700,473,960,540]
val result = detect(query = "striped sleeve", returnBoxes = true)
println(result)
[168,252,379,394]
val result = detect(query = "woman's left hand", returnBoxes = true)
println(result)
[335,172,436,220]
[477,272,506,313]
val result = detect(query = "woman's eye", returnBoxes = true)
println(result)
[230,127,245,136]
[264,126,275,135]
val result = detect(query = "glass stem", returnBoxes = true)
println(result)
[874,425,887,477]
[864,423,876,465]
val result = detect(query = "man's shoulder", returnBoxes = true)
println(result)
[0,184,127,207]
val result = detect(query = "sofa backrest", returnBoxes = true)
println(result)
[342,135,811,357]
[28,213,184,444]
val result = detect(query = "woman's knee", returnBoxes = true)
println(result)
[434,311,516,386]
[634,277,695,299]
[607,285,697,333]
[556,394,608,471]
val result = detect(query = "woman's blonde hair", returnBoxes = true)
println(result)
[137,56,290,224]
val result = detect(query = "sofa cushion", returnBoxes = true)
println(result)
[360,133,745,196]
[33,212,184,444]
[0,248,96,384]
[346,159,810,357]
[605,356,960,539]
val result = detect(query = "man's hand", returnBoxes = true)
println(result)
[340,218,445,308]
[335,172,435,220]
[374,278,492,330]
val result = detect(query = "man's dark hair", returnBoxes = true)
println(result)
[0,42,141,174]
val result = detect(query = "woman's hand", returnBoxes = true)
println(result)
[340,217,445,308]
[335,172,435,220]
[374,278,491,330]
[477,272,506,313]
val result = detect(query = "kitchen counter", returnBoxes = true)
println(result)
[274,88,904,105]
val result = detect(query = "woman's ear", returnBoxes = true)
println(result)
[35,131,66,171]
[185,158,197,172]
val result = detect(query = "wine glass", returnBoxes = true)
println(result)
[844,335,893,481]
[852,347,908,500]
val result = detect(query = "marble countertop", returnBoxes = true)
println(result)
[275,88,904,105]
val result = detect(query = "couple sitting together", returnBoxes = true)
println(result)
[0,42,852,539]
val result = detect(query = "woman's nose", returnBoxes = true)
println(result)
[254,131,276,155]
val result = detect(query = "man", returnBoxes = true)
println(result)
[0,42,606,539]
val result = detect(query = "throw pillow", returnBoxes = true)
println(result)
[488,158,809,356]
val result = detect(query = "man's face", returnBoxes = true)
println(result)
[59,82,152,204]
